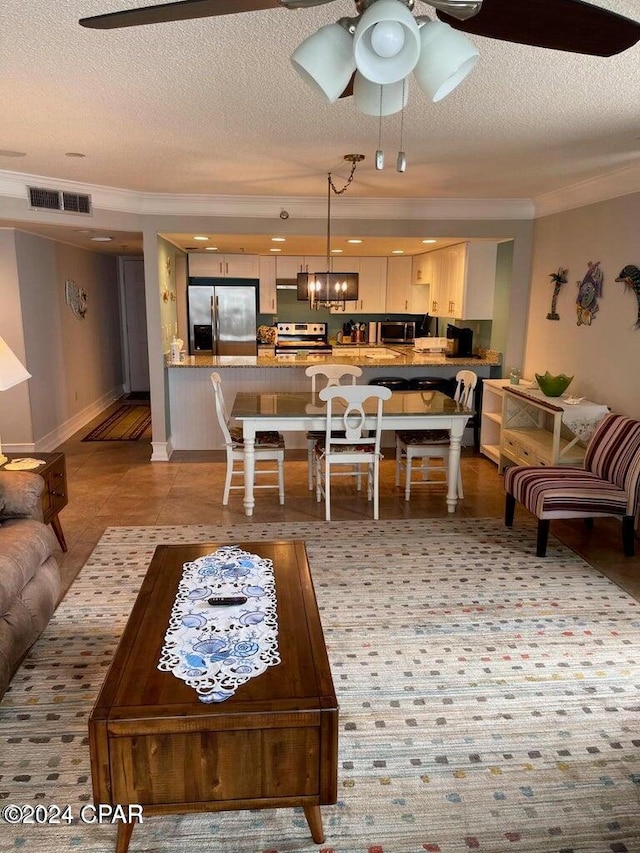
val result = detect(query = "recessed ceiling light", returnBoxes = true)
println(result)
[422,239,437,244]
[75,229,92,234]
[391,249,404,254]
[347,239,362,244]
[91,236,112,242]
[193,235,209,241]
[204,246,218,251]
[65,152,86,158]
[0,149,26,157]
[270,248,282,252]
[271,237,286,242]
[331,249,343,254]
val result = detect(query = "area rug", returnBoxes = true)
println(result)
[2,519,640,853]
[81,404,151,442]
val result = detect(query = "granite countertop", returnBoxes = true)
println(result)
[167,346,501,369]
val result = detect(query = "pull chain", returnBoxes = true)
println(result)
[397,80,406,173]
[376,85,384,170]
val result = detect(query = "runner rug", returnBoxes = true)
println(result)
[2,519,639,853]
[81,404,151,442]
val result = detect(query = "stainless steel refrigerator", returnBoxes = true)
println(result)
[187,278,258,356]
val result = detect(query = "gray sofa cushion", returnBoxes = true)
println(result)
[0,519,57,615]
[0,471,43,519]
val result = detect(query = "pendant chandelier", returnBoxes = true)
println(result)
[300,154,363,312]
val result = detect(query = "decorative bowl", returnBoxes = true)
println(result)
[535,372,574,397]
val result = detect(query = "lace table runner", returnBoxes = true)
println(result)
[158,545,280,703]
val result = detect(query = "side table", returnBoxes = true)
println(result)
[3,452,68,551]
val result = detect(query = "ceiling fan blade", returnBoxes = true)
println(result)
[79,0,282,29]
[435,0,640,57]
[339,73,355,99]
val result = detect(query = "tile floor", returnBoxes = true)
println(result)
[53,404,640,601]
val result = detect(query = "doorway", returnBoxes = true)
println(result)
[118,257,150,395]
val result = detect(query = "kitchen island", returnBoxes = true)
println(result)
[167,347,501,451]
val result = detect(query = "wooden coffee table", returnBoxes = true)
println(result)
[88,541,338,852]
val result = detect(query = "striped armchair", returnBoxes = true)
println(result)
[504,413,640,557]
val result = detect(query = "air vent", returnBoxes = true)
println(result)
[28,186,92,215]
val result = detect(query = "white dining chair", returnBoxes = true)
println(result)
[210,372,285,505]
[314,384,392,521]
[395,370,477,501]
[304,364,363,491]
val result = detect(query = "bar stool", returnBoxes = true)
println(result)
[368,377,409,390]
[408,376,451,393]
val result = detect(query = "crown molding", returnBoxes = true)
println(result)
[0,169,534,221]
[4,165,639,222]
[533,162,640,218]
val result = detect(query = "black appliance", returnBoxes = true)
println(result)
[274,322,332,355]
[446,324,474,358]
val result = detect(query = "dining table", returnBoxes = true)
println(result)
[231,389,473,517]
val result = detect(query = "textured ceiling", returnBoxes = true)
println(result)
[1,0,639,204]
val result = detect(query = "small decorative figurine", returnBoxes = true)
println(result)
[576,260,603,326]
[546,267,568,320]
[615,264,640,329]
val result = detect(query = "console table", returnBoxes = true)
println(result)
[3,452,68,551]
[498,387,609,473]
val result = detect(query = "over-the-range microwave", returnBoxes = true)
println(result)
[378,321,415,344]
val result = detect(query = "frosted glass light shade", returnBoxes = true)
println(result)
[414,20,479,102]
[354,0,420,85]
[0,336,31,391]
[291,23,356,103]
[353,73,408,116]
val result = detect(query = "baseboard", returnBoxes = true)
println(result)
[32,385,125,452]
[151,438,172,462]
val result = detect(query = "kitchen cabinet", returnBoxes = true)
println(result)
[259,256,277,313]
[499,387,586,473]
[427,242,498,319]
[358,257,387,312]
[386,256,429,313]
[326,257,387,313]
[412,252,434,285]
[275,256,324,278]
[188,253,260,278]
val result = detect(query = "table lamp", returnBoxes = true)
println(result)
[0,336,31,466]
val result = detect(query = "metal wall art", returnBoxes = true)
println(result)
[546,267,568,320]
[64,279,88,320]
[576,260,603,326]
[615,265,640,329]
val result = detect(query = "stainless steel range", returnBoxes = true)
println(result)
[275,322,332,355]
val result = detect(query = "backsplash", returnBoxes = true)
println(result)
[257,287,493,348]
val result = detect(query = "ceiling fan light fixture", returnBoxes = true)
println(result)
[353,0,420,85]
[413,19,479,102]
[291,23,356,103]
[353,72,408,116]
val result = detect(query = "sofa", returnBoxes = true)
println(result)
[0,470,61,699]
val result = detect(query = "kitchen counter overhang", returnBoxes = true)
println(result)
[168,348,501,369]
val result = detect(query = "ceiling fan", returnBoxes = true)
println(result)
[80,0,640,57]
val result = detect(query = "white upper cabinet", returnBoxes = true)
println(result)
[355,257,387,313]
[258,256,277,314]
[426,242,498,319]
[188,253,260,278]
[412,252,434,285]
[386,256,429,313]
[327,257,387,313]
[275,256,324,278]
